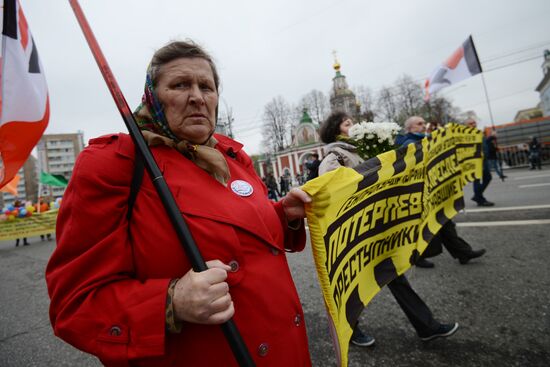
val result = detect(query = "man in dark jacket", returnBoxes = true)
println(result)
[396,117,427,146]
[305,153,321,181]
[465,118,494,206]
[399,116,486,268]
[486,129,506,181]
[528,137,542,170]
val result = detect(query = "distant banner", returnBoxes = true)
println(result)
[302,123,482,367]
[0,209,57,240]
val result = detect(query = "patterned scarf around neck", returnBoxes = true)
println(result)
[133,63,230,186]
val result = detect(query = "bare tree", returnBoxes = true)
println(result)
[297,89,330,125]
[262,96,292,153]
[377,86,399,123]
[218,99,235,138]
[423,96,461,124]
[353,85,377,121]
[395,74,424,121]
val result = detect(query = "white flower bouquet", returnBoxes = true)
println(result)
[347,121,401,160]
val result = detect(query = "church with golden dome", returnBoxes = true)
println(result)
[330,54,360,118]
[256,56,360,185]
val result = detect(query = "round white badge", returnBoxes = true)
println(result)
[230,180,254,197]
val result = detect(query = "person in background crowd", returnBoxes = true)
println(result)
[36,198,53,241]
[319,111,459,348]
[46,40,313,366]
[399,116,486,268]
[465,118,494,206]
[266,172,280,201]
[13,200,29,247]
[528,136,542,170]
[296,171,306,185]
[305,153,321,181]
[41,233,53,241]
[395,116,429,147]
[36,197,50,213]
[486,129,506,181]
[279,175,289,196]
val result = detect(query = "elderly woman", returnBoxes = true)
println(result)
[318,111,458,348]
[46,41,312,366]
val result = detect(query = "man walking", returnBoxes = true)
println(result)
[306,153,321,181]
[465,118,494,206]
[398,116,486,268]
[486,129,506,181]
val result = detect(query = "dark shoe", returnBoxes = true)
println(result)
[351,327,375,347]
[477,201,494,207]
[459,249,486,265]
[500,175,507,182]
[415,258,435,268]
[420,323,459,341]
[471,196,485,205]
[23,241,29,246]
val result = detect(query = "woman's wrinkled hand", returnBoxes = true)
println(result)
[172,260,234,325]
[281,188,312,222]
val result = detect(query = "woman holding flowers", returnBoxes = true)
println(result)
[318,111,459,348]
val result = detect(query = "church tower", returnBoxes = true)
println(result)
[329,53,359,117]
[293,108,319,146]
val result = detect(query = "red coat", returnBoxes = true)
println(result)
[46,133,311,367]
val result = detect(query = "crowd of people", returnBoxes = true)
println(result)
[1,197,57,246]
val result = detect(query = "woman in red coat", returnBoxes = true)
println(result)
[46,40,312,366]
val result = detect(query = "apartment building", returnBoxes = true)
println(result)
[37,132,84,198]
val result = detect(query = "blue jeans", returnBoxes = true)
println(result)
[473,160,492,203]
[488,159,504,178]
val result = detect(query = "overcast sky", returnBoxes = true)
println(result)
[22,0,550,155]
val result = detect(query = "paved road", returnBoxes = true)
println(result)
[1,167,549,366]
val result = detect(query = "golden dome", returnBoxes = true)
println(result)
[332,50,341,71]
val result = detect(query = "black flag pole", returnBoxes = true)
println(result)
[67,1,255,366]
[469,35,495,128]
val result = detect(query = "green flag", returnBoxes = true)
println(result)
[40,171,68,187]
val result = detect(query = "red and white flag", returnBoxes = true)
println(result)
[0,0,49,188]
[424,35,482,101]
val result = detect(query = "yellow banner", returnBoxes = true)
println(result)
[0,209,58,240]
[302,123,482,367]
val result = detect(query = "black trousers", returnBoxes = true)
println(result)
[422,221,473,260]
[386,274,440,337]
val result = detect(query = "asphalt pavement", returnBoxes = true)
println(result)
[1,167,549,366]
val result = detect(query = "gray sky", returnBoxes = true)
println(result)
[23,0,550,155]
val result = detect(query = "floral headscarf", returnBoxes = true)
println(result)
[133,63,230,186]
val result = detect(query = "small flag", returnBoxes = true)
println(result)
[424,35,482,101]
[0,173,19,195]
[0,0,49,188]
[40,171,68,187]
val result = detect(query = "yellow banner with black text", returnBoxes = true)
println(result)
[302,123,482,367]
[0,209,57,240]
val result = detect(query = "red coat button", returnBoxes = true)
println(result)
[228,260,239,272]
[270,248,279,256]
[109,326,122,336]
[294,314,302,326]
[258,343,269,357]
